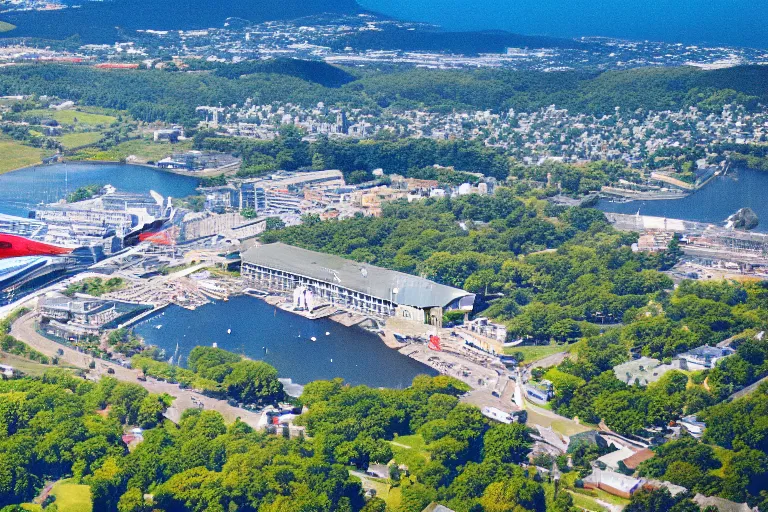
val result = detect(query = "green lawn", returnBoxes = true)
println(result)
[710,445,735,478]
[22,479,91,512]
[0,21,15,33]
[55,132,104,149]
[0,138,51,174]
[391,434,427,451]
[49,479,92,512]
[390,434,430,474]
[505,343,577,364]
[24,109,116,127]
[70,138,192,164]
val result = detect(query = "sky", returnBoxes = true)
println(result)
[357,0,768,49]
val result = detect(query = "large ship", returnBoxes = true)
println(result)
[0,233,74,259]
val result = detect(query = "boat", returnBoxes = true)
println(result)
[325,331,330,336]
[310,336,317,341]
[213,342,218,348]
[155,325,162,330]
[227,328,231,334]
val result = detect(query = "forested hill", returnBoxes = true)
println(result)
[210,58,358,88]
[1,63,767,126]
[0,0,363,43]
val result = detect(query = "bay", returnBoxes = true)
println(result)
[0,163,199,218]
[133,295,437,389]
[597,168,768,231]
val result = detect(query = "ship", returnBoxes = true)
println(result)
[0,233,74,259]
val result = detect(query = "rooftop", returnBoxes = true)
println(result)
[583,468,642,494]
[622,448,655,470]
[693,494,757,512]
[241,242,474,309]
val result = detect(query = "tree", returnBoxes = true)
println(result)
[223,360,284,404]
[265,217,286,231]
[482,423,532,464]
[136,395,168,429]
[89,457,125,512]
[117,488,149,512]
[480,477,545,512]
[360,497,386,512]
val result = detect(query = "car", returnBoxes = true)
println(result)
[107,367,115,374]
[56,348,64,356]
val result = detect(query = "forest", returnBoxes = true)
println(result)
[1,63,767,128]
[0,370,562,512]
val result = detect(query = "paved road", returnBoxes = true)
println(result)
[11,312,265,428]
[729,373,768,400]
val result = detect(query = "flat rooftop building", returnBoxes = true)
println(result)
[241,242,474,325]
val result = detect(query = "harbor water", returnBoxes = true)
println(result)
[133,295,437,388]
[597,168,768,232]
[0,163,199,218]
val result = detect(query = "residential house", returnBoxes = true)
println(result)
[678,345,735,370]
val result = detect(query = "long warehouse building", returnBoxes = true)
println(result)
[241,242,475,325]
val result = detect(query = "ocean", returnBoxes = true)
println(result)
[358,0,768,49]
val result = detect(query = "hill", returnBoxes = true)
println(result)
[1,63,766,127]
[211,58,357,88]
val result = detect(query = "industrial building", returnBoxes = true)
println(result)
[0,256,72,305]
[38,293,150,341]
[241,243,475,325]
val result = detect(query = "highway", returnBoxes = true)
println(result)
[10,311,265,428]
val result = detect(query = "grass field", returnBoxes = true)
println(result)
[504,343,576,364]
[49,480,92,512]
[0,138,51,174]
[0,21,15,33]
[390,434,430,474]
[22,479,92,512]
[55,132,104,149]
[25,109,116,127]
[71,138,192,163]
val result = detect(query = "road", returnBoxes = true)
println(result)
[10,312,265,428]
[729,373,768,400]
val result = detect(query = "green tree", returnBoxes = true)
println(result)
[482,423,532,464]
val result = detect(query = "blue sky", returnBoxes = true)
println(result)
[357,0,768,48]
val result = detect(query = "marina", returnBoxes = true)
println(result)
[133,294,439,388]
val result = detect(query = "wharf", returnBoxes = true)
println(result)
[118,303,168,329]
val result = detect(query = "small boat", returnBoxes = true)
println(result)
[213,342,218,348]
[310,336,317,342]
[325,332,330,336]
[330,359,333,363]
[227,328,231,334]
[155,325,162,330]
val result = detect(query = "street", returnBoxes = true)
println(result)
[10,312,265,428]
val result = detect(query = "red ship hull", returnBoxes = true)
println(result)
[0,233,73,259]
